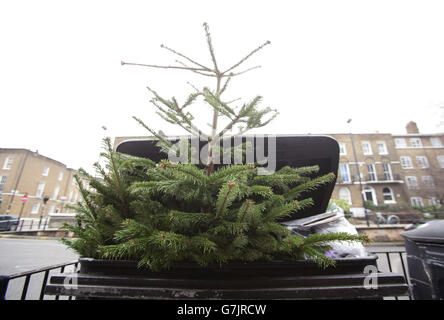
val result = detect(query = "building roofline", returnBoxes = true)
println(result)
[392,133,444,137]
[0,148,75,170]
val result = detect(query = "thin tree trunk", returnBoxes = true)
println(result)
[206,74,222,175]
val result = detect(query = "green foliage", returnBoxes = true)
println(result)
[62,144,368,271]
[329,199,351,214]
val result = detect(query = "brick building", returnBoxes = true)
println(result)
[331,121,444,216]
[0,149,79,218]
[391,121,444,208]
[329,133,407,217]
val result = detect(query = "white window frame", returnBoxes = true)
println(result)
[73,192,79,203]
[367,163,377,181]
[382,187,396,204]
[416,156,429,169]
[395,138,407,148]
[411,197,424,208]
[48,204,56,214]
[382,163,393,180]
[361,142,372,155]
[42,167,50,176]
[437,155,444,169]
[339,163,351,183]
[338,187,352,205]
[339,143,347,155]
[0,175,7,193]
[36,182,45,198]
[429,197,439,206]
[422,176,435,189]
[430,137,442,147]
[377,142,388,155]
[52,186,60,200]
[400,156,413,169]
[58,172,64,181]
[2,157,13,170]
[410,138,422,148]
[30,202,41,214]
[405,176,419,189]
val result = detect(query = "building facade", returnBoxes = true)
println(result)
[329,133,408,216]
[0,149,79,218]
[391,121,444,208]
[331,122,444,216]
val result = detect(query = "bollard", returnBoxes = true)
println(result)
[0,275,10,300]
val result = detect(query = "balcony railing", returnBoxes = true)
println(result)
[365,174,402,183]
[337,174,402,184]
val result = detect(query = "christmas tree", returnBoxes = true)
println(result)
[62,23,368,271]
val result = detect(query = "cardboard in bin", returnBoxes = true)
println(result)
[116,135,339,221]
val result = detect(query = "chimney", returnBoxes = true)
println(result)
[406,121,419,134]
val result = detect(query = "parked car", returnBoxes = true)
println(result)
[0,215,19,231]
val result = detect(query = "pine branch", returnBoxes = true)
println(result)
[215,181,238,219]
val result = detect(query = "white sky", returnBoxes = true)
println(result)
[1,0,444,171]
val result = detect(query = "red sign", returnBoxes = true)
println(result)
[21,195,29,203]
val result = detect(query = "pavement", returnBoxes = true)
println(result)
[0,237,79,300]
[0,234,63,241]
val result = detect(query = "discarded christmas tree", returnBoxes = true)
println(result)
[62,23,368,271]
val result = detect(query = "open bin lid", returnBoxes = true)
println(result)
[115,135,339,221]
[401,220,444,244]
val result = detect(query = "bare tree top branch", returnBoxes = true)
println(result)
[223,40,271,74]
[160,43,213,72]
[226,65,262,77]
[121,61,209,72]
[203,22,219,73]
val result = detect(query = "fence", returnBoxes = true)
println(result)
[16,218,51,231]
[0,249,412,300]
[0,261,78,300]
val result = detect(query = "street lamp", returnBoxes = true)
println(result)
[347,119,370,226]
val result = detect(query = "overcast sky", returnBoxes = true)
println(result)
[1,0,444,171]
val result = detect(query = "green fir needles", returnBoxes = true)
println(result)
[62,144,368,271]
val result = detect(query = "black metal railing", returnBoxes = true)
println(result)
[0,261,78,300]
[1,251,412,300]
[367,248,412,300]
[15,218,51,232]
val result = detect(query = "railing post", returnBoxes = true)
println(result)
[39,270,50,300]
[0,275,10,300]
